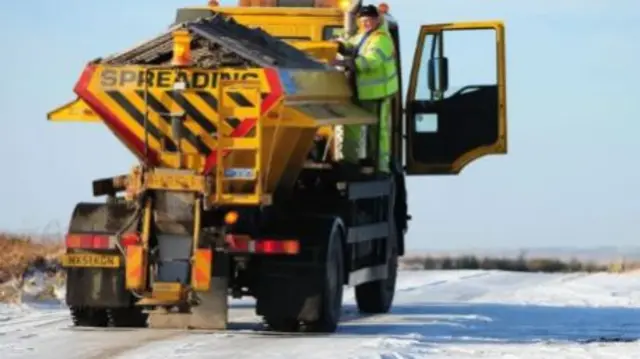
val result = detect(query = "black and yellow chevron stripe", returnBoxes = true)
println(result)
[100,89,262,156]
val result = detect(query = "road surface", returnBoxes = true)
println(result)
[2,269,640,358]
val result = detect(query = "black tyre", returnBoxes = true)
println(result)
[261,218,345,334]
[70,306,109,327]
[306,224,345,333]
[354,177,400,314]
[354,240,398,314]
[109,307,148,327]
[264,317,300,332]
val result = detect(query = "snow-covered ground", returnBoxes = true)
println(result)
[2,270,640,358]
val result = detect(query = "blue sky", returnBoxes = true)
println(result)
[1,0,638,251]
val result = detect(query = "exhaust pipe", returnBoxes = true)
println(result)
[332,0,362,163]
[343,0,362,38]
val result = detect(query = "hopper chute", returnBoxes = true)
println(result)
[69,14,376,199]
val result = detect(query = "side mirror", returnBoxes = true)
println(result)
[427,57,449,94]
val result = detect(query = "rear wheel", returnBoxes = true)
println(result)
[305,226,344,333]
[109,307,148,327]
[70,306,109,327]
[264,317,300,332]
[262,220,345,333]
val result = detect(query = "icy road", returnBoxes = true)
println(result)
[2,270,640,358]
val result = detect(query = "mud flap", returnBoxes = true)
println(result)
[147,251,229,330]
[147,191,229,330]
[189,256,229,330]
[65,202,140,308]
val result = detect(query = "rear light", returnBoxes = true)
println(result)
[65,234,110,249]
[224,210,239,225]
[120,232,140,247]
[225,235,299,255]
[65,232,140,250]
[282,240,300,254]
[255,239,300,254]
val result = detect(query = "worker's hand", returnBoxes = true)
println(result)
[334,41,347,55]
[332,40,354,56]
[329,58,354,70]
[329,59,341,67]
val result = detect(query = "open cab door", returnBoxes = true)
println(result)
[404,21,507,175]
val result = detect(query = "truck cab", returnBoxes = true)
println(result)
[175,0,508,176]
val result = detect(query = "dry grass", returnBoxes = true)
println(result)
[2,231,638,285]
[400,255,640,274]
[0,233,64,283]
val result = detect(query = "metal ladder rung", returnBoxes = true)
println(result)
[219,194,261,205]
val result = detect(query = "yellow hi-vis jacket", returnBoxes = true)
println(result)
[342,20,399,100]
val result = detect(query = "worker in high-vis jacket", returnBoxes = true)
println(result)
[332,4,399,173]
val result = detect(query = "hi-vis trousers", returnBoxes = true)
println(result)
[342,96,391,173]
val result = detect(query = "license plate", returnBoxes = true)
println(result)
[61,253,121,268]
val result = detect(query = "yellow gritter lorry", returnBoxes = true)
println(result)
[47,0,507,333]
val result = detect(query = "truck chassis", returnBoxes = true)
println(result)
[64,160,407,333]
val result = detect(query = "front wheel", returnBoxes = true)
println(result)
[354,176,400,314]
[354,239,398,314]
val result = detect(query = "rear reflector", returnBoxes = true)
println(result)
[125,244,147,291]
[226,235,299,255]
[191,248,212,291]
